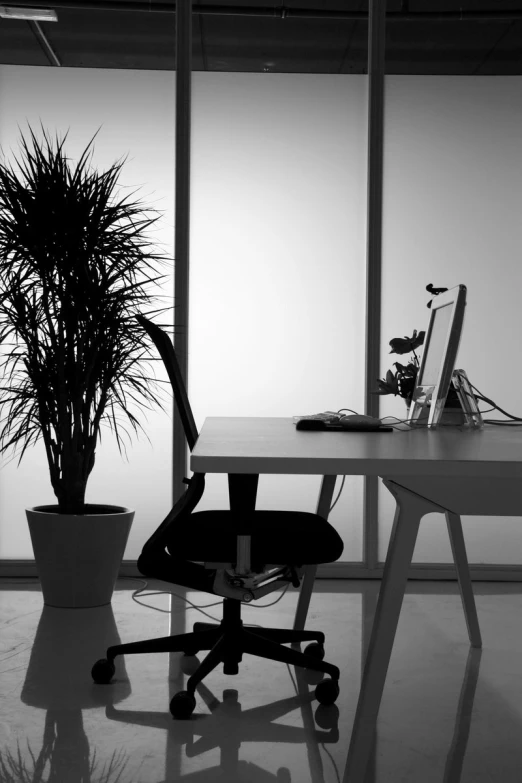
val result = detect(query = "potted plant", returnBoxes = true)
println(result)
[372,327,427,408]
[373,284,462,419]
[0,123,174,607]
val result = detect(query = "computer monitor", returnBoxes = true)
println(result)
[409,284,467,428]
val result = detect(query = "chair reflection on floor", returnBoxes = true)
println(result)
[102,641,483,782]
[1,590,486,783]
[105,664,339,783]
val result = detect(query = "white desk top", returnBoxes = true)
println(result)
[190,417,522,478]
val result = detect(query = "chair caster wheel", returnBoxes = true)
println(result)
[304,642,325,660]
[180,654,200,675]
[170,690,196,719]
[91,658,115,684]
[302,668,324,686]
[315,678,340,705]
[315,703,340,729]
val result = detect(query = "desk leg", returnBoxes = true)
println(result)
[445,510,482,649]
[293,475,338,632]
[342,479,437,783]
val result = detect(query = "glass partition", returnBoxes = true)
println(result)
[189,73,368,558]
[0,65,175,559]
[0,66,368,563]
[379,75,522,564]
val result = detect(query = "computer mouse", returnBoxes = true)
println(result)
[339,414,381,428]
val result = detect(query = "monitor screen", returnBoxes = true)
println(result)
[417,302,453,387]
[409,284,467,428]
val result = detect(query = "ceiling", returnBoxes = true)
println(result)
[2,0,522,75]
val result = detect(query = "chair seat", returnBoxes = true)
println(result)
[166,510,344,565]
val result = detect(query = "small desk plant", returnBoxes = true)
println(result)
[373,284,461,413]
[0,123,174,607]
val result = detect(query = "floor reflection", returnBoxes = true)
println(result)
[2,580,522,782]
[442,647,483,783]
[359,644,484,783]
[0,711,128,783]
[8,604,132,783]
[107,667,339,782]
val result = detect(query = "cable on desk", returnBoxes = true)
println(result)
[380,379,522,429]
[470,382,522,425]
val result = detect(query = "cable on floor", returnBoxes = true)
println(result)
[121,576,290,625]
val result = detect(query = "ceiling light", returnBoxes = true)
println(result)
[0,5,58,21]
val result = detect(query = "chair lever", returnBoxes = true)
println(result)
[211,569,295,603]
[182,477,192,485]
[212,570,255,602]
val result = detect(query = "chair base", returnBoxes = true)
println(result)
[103,597,340,694]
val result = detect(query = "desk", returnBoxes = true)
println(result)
[191,416,522,783]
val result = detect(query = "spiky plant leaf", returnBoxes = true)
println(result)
[0,122,176,513]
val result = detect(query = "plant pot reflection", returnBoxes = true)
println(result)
[15,605,131,783]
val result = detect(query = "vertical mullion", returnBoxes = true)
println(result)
[363,0,386,570]
[169,7,193,781]
[173,0,192,506]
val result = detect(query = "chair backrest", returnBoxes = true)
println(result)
[135,313,205,559]
[135,314,199,451]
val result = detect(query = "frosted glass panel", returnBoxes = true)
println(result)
[0,65,175,559]
[189,74,368,559]
[379,76,522,564]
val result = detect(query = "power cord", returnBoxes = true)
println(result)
[469,381,522,425]
[380,393,520,429]
[376,377,522,430]
[329,476,346,512]
[321,742,341,783]
[121,576,290,625]
[330,379,522,515]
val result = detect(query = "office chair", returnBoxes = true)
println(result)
[92,314,344,719]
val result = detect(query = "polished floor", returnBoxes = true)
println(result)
[1,577,522,782]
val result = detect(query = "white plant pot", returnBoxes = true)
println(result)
[26,504,134,608]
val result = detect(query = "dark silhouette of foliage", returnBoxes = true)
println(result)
[373,285,448,403]
[0,122,175,513]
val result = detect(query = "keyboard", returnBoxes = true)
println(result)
[292,411,342,425]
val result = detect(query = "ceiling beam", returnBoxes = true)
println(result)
[4,3,522,22]
[27,19,61,64]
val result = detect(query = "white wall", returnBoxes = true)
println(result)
[0,66,368,561]
[379,76,522,563]
[189,73,368,560]
[2,66,520,566]
[0,66,175,559]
